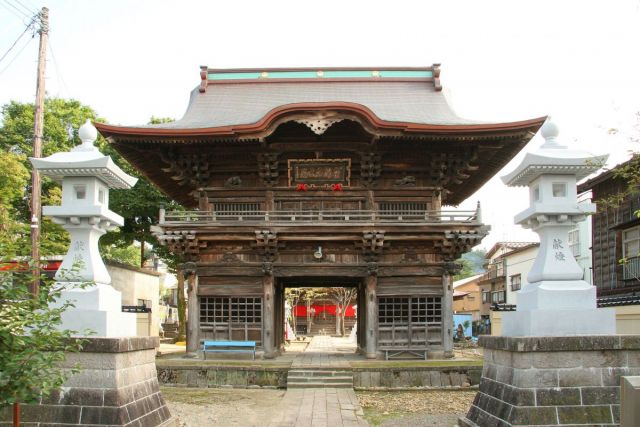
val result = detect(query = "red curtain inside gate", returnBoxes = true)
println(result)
[293,304,356,317]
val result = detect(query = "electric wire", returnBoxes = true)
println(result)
[8,0,36,16]
[0,0,27,21]
[0,14,36,65]
[48,39,72,98]
[0,33,33,75]
[0,0,30,19]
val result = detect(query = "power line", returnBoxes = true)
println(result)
[48,39,72,98]
[0,0,30,19]
[0,15,36,65]
[0,0,27,21]
[0,33,33,75]
[7,0,35,16]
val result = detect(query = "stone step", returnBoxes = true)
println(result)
[288,376,353,383]
[288,370,352,377]
[287,381,354,389]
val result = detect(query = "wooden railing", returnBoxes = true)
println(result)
[479,259,506,281]
[161,209,480,224]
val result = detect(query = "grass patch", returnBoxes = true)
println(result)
[350,359,483,368]
[361,407,405,426]
[160,386,284,406]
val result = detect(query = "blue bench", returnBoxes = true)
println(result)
[202,340,256,360]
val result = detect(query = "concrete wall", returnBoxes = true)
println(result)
[453,281,481,321]
[504,246,537,305]
[491,305,640,336]
[107,262,161,337]
[616,305,640,334]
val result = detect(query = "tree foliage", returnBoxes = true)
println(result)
[0,266,86,407]
[0,98,182,268]
[100,116,181,268]
[454,249,487,281]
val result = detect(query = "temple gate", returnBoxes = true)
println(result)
[96,65,544,358]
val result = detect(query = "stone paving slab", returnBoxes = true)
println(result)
[268,388,368,427]
[291,336,361,368]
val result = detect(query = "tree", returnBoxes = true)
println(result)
[453,249,487,281]
[100,244,141,268]
[328,287,357,336]
[284,288,305,336]
[301,288,326,335]
[0,98,103,258]
[0,265,86,419]
[100,116,180,268]
[0,151,30,258]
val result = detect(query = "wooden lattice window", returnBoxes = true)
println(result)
[200,297,262,324]
[379,296,441,325]
[213,202,262,217]
[378,202,428,213]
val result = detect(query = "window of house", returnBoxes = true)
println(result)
[137,299,151,308]
[623,226,640,259]
[552,182,567,198]
[510,274,522,291]
[491,291,505,304]
[482,291,491,303]
[568,228,580,257]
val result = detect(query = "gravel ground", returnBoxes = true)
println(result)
[161,386,476,427]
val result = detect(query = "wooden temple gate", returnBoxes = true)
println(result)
[97,65,544,358]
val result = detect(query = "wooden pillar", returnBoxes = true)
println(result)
[442,268,454,358]
[186,272,199,354]
[263,273,275,358]
[365,273,378,359]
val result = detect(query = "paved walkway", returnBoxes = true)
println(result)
[269,336,369,427]
[291,335,361,368]
[268,387,367,427]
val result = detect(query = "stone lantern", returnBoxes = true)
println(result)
[499,119,615,336]
[30,120,138,337]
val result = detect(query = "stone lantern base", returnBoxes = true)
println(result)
[56,284,137,337]
[0,337,178,427]
[459,335,640,426]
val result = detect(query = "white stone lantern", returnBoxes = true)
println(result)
[30,120,138,337]
[499,119,615,336]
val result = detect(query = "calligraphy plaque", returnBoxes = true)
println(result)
[288,158,351,187]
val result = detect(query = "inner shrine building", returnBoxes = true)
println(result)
[96,65,544,359]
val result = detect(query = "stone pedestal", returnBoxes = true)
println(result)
[56,284,137,337]
[0,337,178,427]
[459,335,640,427]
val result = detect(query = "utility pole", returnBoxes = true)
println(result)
[29,7,49,295]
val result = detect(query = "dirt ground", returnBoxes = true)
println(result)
[161,387,475,427]
[357,390,476,426]
[162,387,285,426]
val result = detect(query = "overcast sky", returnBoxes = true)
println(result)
[1,0,639,250]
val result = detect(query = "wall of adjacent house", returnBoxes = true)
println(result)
[504,246,538,305]
[106,262,161,337]
[453,281,481,321]
[491,305,640,336]
[575,199,593,285]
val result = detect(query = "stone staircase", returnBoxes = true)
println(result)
[287,368,354,389]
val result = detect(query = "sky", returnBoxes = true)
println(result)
[1,0,640,250]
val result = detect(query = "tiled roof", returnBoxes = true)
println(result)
[142,80,479,130]
[486,241,539,259]
[453,273,483,288]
